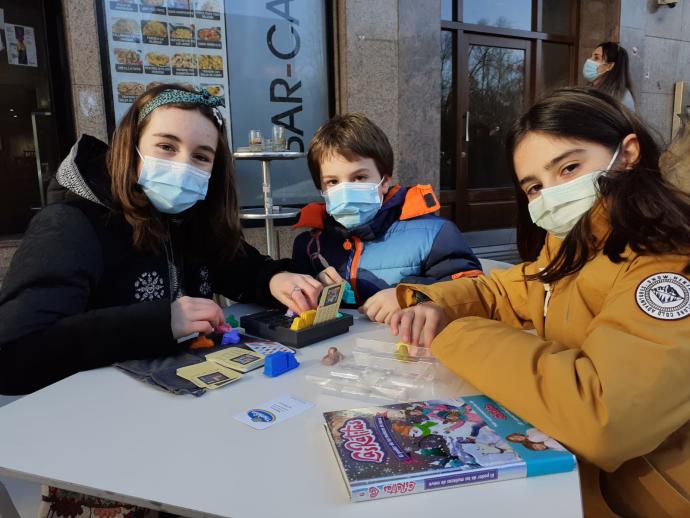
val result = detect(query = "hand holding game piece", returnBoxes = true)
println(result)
[269,272,322,314]
[317,266,343,285]
[171,296,225,340]
[321,346,344,366]
[389,303,450,348]
[190,335,215,349]
[216,323,233,333]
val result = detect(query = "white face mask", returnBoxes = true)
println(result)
[528,145,620,239]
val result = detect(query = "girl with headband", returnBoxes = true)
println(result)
[0,84,323,394]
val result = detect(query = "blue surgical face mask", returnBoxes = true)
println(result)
[322,179,384,229]
[582,58,601,82]
[136,149,211,214]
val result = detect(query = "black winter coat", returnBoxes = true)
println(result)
[0,135,293,394]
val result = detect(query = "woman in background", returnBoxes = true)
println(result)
[583,41,636,111]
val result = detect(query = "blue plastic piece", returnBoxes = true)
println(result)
[264,351,300,377]
[221,329,241,345]
[342,282,356,305]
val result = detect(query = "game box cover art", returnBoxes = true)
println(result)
[323,396,576,502]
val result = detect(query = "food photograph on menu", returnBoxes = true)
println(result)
[199,54,223,77]
[114,48,143,73]
[112,18,140,43]
[144,52,171,74]
[194,0,220,20]
[167,0,193,17]
[170,23,195,47]
[141,19,168,45]
[103,0,229,123]
[140,0,166,15]
[197,27,221,49]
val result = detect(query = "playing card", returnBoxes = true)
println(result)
[176,361,242,389]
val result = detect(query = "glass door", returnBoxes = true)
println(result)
[457,34,530,230]
[0,0,72,237]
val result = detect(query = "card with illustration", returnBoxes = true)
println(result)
[206,347,264,373]
[313,282,346,325]
[244,341,296,356]
[176,361,242,389]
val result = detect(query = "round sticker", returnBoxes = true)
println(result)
[635,273,690,321]
[247,409,276,423]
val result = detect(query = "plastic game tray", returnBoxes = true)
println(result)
[240,309,354,348]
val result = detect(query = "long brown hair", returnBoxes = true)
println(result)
[107,83,242,258]
[506,87,690,284]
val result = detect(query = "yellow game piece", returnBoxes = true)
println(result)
[290,309,317,331]
[394,341,411,362]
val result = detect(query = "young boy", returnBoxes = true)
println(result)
[292,113,481,324]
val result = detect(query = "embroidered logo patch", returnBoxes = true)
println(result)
[635,273,690,320]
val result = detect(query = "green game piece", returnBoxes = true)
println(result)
[225,314,239,327]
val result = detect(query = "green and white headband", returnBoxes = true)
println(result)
[137,88,225,127]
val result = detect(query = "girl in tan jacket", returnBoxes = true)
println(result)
[390,87,690,517]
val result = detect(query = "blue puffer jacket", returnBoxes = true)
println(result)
[292,185,482,306]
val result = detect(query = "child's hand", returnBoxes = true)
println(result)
[389,303,449,348]
[317,266,343,286]
[359,287,400,324]
[269,272,322,314]
[171,296,225,339]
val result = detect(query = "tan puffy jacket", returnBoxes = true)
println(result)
[398,207,690,517]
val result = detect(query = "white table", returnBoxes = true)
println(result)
[0,307,583,518]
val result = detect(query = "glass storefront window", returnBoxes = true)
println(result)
[0,0,68,237]
[462,0,532,31]
[441,0,454,21]
[541,42,571,91]
[542,0,572,35]
[226,1,330,206]
[467,43,525,189]
[440,30,455,189]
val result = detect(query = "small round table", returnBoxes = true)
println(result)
[233,150,306,258]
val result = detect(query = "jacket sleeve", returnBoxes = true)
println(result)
[428,256,690,472]
[397,257,545,331]
[400,220,482,285]
[0,204,179,394]
[212,239,297,307]
[291,230,317,275]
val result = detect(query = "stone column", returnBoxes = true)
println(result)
[61,0,109,143]
[336,0,441,189]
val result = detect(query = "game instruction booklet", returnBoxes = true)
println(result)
[323,396,576,502]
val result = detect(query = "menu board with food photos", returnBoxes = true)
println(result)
[103,0,229,126]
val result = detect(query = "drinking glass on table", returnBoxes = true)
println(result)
[249,129,262,151]
[272,124,286,151]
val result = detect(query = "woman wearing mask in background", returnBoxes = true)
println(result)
[583,41,636,111]
[390,87,690,516]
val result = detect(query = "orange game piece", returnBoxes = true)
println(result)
[190,335,214,349]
